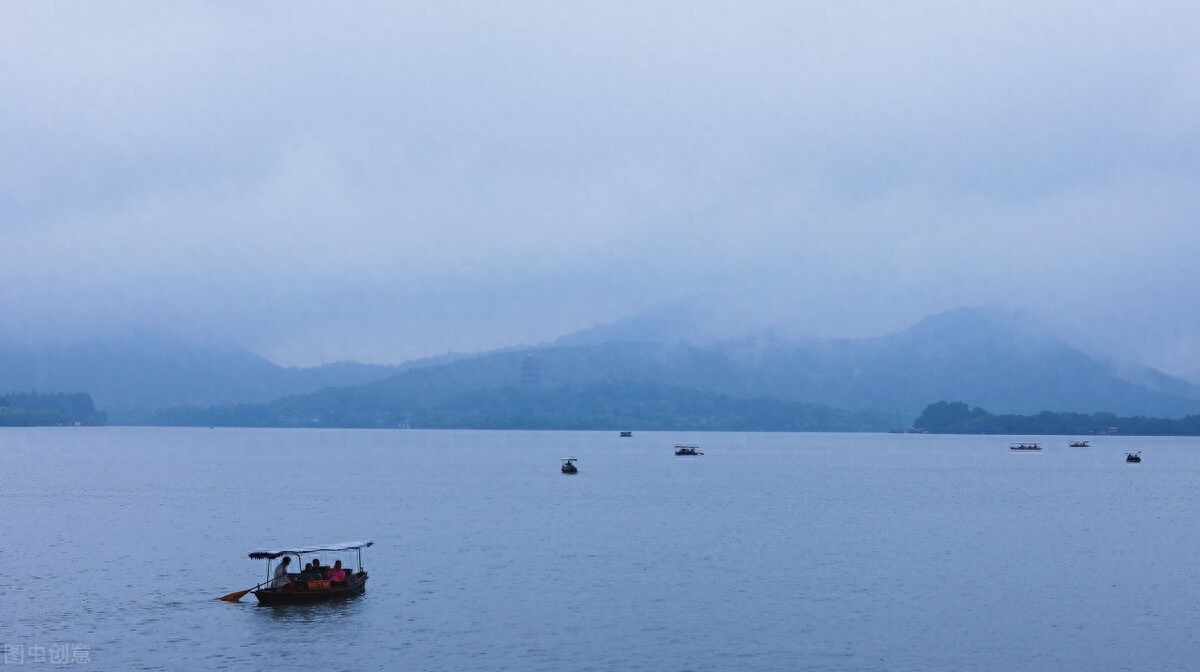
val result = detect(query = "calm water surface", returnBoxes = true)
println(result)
[2,428,1199,671]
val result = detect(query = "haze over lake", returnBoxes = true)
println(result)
[5,3,1200,374]
[4,427,1197,671]
[5,4,1199,670]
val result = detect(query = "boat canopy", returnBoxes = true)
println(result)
[248,541,374,560]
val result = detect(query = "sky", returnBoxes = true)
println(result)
[2,2,1199,372]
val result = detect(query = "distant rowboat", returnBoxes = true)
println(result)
[1010,442,1042,451]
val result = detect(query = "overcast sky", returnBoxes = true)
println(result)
[2,2,1198,371]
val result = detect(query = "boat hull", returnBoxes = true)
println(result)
[253,575,368,605]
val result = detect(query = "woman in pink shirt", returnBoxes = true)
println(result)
[325,559,347,583]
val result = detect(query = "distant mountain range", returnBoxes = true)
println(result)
[149,308,1200,427]
[4,307,1200,427]
[0,335,400,410]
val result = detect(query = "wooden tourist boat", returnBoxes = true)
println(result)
[1126,451,1142,463]
[561,458,578,474]
[221,541,373,605]
[1009,442,1042,451]
[674,444,703,456]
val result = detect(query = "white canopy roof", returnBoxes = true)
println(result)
[248,541,374,560]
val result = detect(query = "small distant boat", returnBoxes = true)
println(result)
[1126,451,1141,463]
[674,444,703,456]
[1069,440,1090,447]
[221,541,373,605]
[561,458,578,474]
[1010,442,1042,451]
[619,431,633,437]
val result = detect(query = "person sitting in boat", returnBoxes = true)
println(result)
[270,556,292,589]
[299,560,319,578]
[325,560,347,584]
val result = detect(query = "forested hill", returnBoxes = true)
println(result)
[8,307,1200,428]
[0,392,106,426]
[913,401,1200,436]
[146,380,903,431]
[138,307,1200,430]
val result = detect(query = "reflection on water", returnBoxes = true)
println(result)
[254,597,366,622]
[3,427,1199,671]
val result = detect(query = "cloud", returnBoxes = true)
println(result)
[1,1,1198,369]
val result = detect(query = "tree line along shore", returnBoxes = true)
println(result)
[6,390,1200,436]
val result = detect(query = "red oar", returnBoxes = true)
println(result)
[219,578,274,602]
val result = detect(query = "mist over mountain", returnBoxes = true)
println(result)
[553,299,774,348]
[549,306,1200,417]
[6,306,1199,427]
[0,335,399,410]
[6,2,1200,417]
[135,306,1200,428]
[805,308,1200,416]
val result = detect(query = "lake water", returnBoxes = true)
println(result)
[2,428,1199,671]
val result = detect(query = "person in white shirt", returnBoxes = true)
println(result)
[270,556,292,589]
